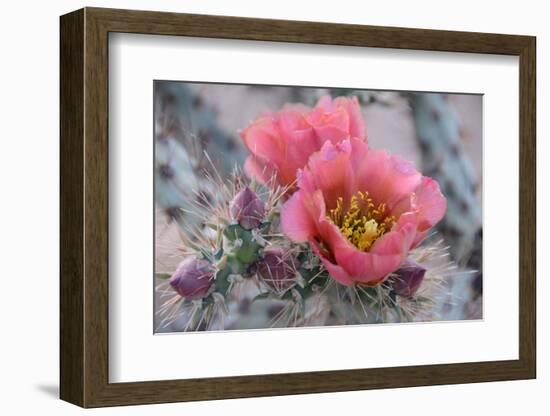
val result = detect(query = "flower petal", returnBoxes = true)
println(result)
[320,255,356,286]
[241,116,283,165]
[278,112,320,183]
[351,139,422,209]
[314,95,334,112]
[311,111,350,143]
[281,185,327,242]
[305,139,356,208]
[415,176,447,232]
[307,97,352,143]
[371,212,418,259]
[411,176,447,246]
[310,240,355,286]
[280,191,316,242]
[334,96,366,141]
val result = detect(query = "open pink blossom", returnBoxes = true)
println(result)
[281,138,446,286]
[240,95,366,190]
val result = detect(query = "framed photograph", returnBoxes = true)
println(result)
[60,7,536,408]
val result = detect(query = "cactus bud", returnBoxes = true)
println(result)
[390,259,426,298]
[257,248,298,293]
[169,258,214,299]
[230,187,265,230]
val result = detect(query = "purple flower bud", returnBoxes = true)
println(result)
[169,258,214,300]
[391,259,426,297]
[230,187,265,230]
[257,248,298,292]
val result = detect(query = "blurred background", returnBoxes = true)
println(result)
[154,81,483,331]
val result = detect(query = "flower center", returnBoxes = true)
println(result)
[328,191,396,251]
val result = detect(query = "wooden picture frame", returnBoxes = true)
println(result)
[60,7,536,408]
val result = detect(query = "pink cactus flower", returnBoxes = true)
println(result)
[281,138,446,287]
[241,95,366,191]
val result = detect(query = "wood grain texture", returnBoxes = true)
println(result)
[59,7,537,408]
[59,8,84,407]
[518,38,537,375]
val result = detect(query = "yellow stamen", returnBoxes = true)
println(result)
[328,191,396,251]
